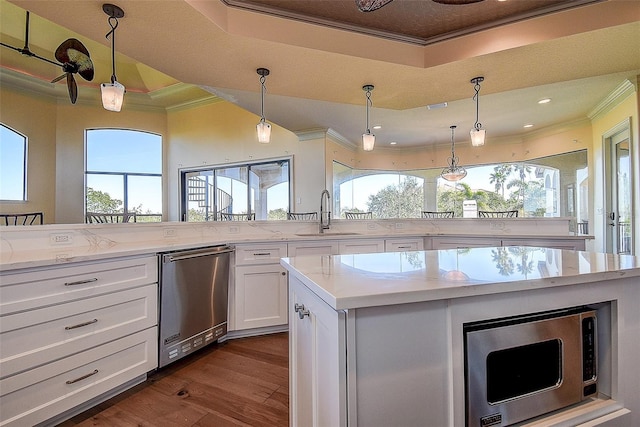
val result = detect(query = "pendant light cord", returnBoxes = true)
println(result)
[473,79,482,132]
[260,74,267,123]
[105,16,118,84]
[365,87,372,134]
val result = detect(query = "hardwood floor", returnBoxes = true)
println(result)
[58,333,289,427]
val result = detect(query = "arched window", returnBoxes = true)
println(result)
[0,124,27,201]
[85,129,162,222]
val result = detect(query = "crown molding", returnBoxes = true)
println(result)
[587,79,636,121]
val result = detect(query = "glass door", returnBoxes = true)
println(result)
[605,125,633,254]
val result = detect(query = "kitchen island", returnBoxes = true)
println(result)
[281,247,640,427]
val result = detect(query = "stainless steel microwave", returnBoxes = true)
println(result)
[464,307,597,427]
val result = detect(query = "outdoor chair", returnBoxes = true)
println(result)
[478,210,518,218]
[421,211,454,218]
[0,212,43,225]
[219,212,255,221]
[345,212,373,219]
[287,212,318,220]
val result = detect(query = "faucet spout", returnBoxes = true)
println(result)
[319,189,331,233]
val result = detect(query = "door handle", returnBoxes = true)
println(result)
[608,212,616,220]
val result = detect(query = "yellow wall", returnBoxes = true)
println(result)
[2,77,637,254]
[166,101,324,219]
[0,85,167,224]
[1,89,57,223]
[590,80,639,253]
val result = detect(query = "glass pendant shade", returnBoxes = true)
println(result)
[470,128,486,147]
[101,81,125,112]
[257,120,272,144]
[362,132,375,151]
[102,4,125,112]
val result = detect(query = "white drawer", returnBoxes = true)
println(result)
[0,327,157,427]
[0,256,157,315]
[235,243,287,265]
[1,284,157,379]
[338,239,384,254]
[288,241,339,257]
[385,238,425,252]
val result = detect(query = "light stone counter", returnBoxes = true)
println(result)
[280,246,639,310]
[0,218,589,271]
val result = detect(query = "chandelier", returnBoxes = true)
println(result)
[441,125,467,181]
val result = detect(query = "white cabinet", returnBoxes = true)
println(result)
[289,276,347,427]
[384,237,424,252]
[431,236,502,249]
[339,238,384,254]
[0,255,158,427]
[232,243,288,331]
[288,240,339,257]
[501,238,585,250]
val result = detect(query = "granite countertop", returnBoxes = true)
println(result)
[280,246,640,310]
[0,218,591,271]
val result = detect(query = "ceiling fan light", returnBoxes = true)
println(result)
[363,132,375,151]
[101,80,125,112]
[257,120,272,144]
[470,128,485,147]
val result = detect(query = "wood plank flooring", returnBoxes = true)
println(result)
[58,332,289,427]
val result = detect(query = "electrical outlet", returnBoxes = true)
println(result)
[228,226,239,234]
[50,233,73,245]
[163,228,177,238]
[395,222,404,229]
[490,221,505,230]
[367,223,377,230]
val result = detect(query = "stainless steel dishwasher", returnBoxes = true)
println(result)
[158,245,233,368]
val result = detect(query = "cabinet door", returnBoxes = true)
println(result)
[338,239,384,254]
[234,265,288,330]
[289,276,347,427]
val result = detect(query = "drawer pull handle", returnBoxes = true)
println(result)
[253,252,272,256]
[64,278,98,286]
[66,369,99,384]
[65,318,98,330]
[397,246,411,249]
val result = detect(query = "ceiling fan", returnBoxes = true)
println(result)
[356,0,484,12]
[0,11,94,104]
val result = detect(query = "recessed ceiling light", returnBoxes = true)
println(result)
[373,125,382,130]
[390,141,397,145]
[524,124,534,128]
[538,98,551,104]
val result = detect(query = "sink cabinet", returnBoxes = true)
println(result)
[232,243,289,331]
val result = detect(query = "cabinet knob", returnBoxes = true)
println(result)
[281,271,286,276]
[298,308,310,319]
[294,303,304,312]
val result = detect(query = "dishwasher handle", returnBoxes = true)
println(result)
[162,246,234,263]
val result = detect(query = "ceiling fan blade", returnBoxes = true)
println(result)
[55,38,94,82]
[67,73,78,104]
[356,0,394,12]
[51,73,66,83]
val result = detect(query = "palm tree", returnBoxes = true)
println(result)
[488,165,512,197]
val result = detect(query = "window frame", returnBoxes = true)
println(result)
[84,128,163,221]
[0,123,28,202]
[179,156,292,222]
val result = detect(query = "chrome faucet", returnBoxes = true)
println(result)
[319,189,331,233]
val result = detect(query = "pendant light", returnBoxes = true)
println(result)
[470,76,485,147]
[441,125,467,181]
[362,84,375,151]
[256,68,271,144]
[100,4,125,112]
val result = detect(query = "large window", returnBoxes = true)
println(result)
[0,124,27,201]
[182,159,290,221]
[333,150,588,223]
[85,129,162,222]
